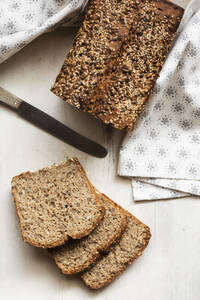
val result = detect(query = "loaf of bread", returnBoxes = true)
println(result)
[81,210,151,289]
[50,191,127,274]
[51,0,184,131]
[11,158,104,248]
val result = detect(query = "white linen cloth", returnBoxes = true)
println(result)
[0,0,88,64]
[118,0,200,201]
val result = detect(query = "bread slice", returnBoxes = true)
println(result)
[49,191,127,274]
[81,210,151,289]
[51,0,183,131]
[11,158,104,248]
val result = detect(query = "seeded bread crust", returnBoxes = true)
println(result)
[81,210,151,289]
[50,191,127,274]
[51,0,139,109]
[89,0,184,131]
[51,0,184,131]
[11,158,104,248]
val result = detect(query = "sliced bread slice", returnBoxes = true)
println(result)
[50,191,127,274]
[11,158,104,248]
[81,211,151,289]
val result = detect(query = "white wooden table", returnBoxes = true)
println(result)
[2,1,199,299]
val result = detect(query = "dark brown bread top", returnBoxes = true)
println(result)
[50,192,127,274]
[11,158,104,248]
[51,0,184,131]
[89,0,184,130]
[81,211,151,289]
[51,0,139,108]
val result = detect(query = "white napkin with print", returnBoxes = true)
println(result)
[118,0,200,201]
[0,0,88,64]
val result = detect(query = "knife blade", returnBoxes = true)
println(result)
[0,87,107,158]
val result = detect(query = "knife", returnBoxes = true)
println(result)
[0,87,107,158]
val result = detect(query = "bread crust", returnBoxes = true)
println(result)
[11,158,105,248]
[51,190,127,274]
[51,0,139,114]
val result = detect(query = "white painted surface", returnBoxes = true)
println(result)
[1,1,199,299]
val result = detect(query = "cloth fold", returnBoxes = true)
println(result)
[119,0,200,201]
[0,0,88,64]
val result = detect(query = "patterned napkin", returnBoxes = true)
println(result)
[119,0,200,201]
[0,0,88,64]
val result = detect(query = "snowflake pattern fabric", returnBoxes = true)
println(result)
[0,0,88,64]
[133,180,190,201]
[118,0,200,201]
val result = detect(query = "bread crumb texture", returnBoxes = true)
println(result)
[50,192,127,274]
[51,0,184,131]
[11,158,104,248]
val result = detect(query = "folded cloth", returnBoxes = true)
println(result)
[0,0,88,64]
[118,0,200,201]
